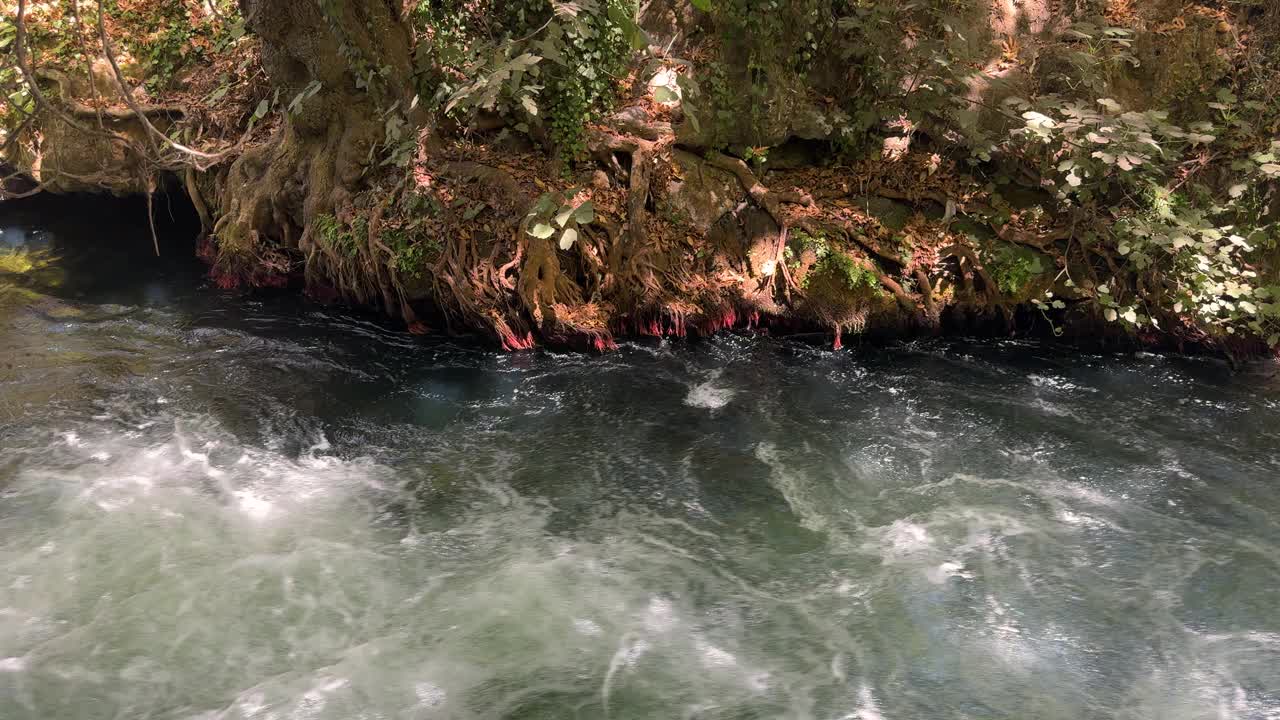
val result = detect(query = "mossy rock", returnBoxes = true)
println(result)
[797,249,887,333]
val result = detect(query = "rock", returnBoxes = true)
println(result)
[609,105,671,140]
[741,208,779,278]
[790,105,834,141]
[663,150,745,234]
[865,196,914,231]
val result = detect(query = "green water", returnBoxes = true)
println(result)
[1,197,1279,719]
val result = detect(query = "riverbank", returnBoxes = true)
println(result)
[3,1,1278,357]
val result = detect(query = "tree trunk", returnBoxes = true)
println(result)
[211,0,424,285]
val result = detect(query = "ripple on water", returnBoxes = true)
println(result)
[684,370,736,410]
[2,306,1280,720]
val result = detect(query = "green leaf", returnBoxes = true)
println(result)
[690,0,712,10]
[685,102,702,135]
[607,3,648,50]
[573,201,595,224]
[529,222,555,239]
[530,193,558,217]
[653,86,679,104]
[558,228,578,250]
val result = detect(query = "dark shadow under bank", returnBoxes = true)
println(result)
[0,190,205,291]
[2,191,1273,366]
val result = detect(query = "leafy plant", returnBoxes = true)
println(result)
[525,189,595,249]
[316,213,362,258]
[388,230,439,278]
[1009,94,1280,343]
[425,0,640,159]
[985,242,1046,296]
[793,231,880,294]
[810,251,879,294]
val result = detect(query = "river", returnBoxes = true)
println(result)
[2,196,1279,719]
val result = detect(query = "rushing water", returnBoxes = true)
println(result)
[2,197,1280,720]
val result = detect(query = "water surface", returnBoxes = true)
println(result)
[2,197,1279,719]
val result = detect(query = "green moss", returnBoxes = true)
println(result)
[315,213,361,259]
[985,242,1048,297]
[794,229,827,256]
[806,251,880,294]
[0,251,36,275]
[387,230,441,279]
[0,283,43,313]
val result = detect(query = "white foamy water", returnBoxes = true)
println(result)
[684,371,735,409]
[3,225,1279,720]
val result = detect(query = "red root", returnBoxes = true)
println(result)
[671,314,687,338]
[499,328,536,351]
[622,304,770,339]
[697,307,739,336]
[589,332,618,353]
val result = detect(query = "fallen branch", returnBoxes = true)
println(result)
[942,243,1001,304]
[33,68,186,120]
[590,130,657,250]
[878,273,918,312]
[915,267,938,322]
[703,152,788,229]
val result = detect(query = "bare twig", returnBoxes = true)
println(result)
[146,189,160,256]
